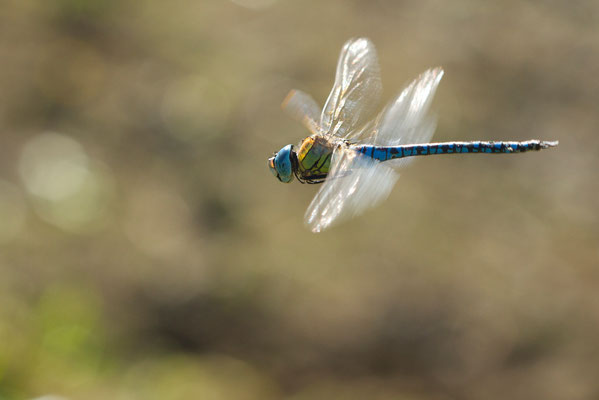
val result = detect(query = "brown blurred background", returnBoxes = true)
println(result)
[0,0,598,399]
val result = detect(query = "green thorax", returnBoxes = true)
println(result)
[296,135,335,182]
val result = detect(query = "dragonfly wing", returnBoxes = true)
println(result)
[320,38,382,138]
[305,146,398,233]
[282,89,322,135]
[372,68,444,163]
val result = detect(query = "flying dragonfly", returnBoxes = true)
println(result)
[268,38,558,232]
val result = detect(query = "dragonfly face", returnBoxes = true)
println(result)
[268,144,296,183]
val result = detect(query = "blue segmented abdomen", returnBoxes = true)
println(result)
[353,140,558,162]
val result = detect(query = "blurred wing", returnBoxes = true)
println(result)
[305,146,398,233]
[282,89,322,135]
[357,68,444,167]
[320,38,382,138]
[374,67,443,146]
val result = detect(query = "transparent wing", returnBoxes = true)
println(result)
[305,146,398,233]
[281,89,322,135]
[348,68,444,167]
[374,67,444,146]
[320,38,382,138]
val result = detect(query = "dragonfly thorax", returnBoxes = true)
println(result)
[268,144,297,183]
[268,136,335,185]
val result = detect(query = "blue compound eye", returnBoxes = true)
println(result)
[271,144,294,183]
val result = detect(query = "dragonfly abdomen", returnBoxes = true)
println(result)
[354,140,558,162]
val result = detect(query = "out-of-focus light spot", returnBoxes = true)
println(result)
[230,0,279,9]
[19,133,89,201]
[18,132,114,233]
[161,75,231,142]
[0,180,27,243]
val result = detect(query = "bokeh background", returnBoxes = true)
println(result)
[1,1,598,399]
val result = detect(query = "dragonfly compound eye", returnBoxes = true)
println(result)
[272,144,294,183]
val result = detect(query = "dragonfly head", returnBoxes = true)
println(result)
[268,144,296,183]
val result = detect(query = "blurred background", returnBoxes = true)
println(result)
[0,0,597,399]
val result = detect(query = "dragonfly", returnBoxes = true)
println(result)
[268,37,558,233]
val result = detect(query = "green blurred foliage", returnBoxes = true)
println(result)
[0,0,598,399]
